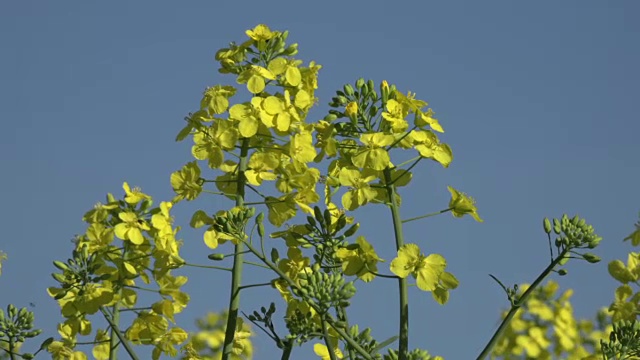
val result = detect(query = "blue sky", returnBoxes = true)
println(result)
[1,1,639,359]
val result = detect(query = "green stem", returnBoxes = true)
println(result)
[402,208,452,224]
[8,337,15,360]
[475,247,570,360]
[238,282,272,291]
[100,307,139,360]
[182,262,232,271]
[221,138,250,360]
[337,307,356,360]
[109,305,120,360]
[383,168,409,360]
[321,317,338,360]
[280,339,294,360]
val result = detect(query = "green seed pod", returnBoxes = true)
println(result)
[343,84,355,97]
[207,253,225,261]
[21,354,34,360]
[356,78,365,90]
[543,218,552,234]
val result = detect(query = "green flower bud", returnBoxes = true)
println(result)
[553,218,562,234]
[558,269,568,276]
[356,78,365,89]
[343,84,355,97]
[207,253,225,261]
[582,253,601,263]
[53,261,69,271]
[543,218,552,234]
[343,223,359,237]
[324,114,338,122]
[52,273,66,283]
[270,248,280,264]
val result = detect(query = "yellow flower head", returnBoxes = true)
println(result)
[447,186,483,222]
[345,101,358,118]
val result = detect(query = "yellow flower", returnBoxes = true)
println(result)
[314,343,344,360]
[345,101,358,117]
[447,186,483,222]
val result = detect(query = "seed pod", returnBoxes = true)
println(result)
[558,269,568,276]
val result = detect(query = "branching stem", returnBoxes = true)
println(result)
[475,247,570,360]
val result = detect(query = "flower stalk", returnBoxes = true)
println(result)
[383,168,409,360]
[221,138,250,360]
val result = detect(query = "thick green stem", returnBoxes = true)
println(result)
[321,317,338,360]
[279,339,293,360]
[100,307,139,360]
[337,307,356,360]
[109,305,120,360]
[383,168,409,360]
[8,337,15,360]
[475,247,570,360]
[221,138,250,360]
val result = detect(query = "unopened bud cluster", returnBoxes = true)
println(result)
[51,246,105,299]
[294,270,356,313]
[600,320,640,358]
[544,214,602,249]
[0,304,42,343]
[212,207,256,241]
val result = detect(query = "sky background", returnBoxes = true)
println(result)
[1,1,639,359]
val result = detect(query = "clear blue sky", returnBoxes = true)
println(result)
[1,1,639,359]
